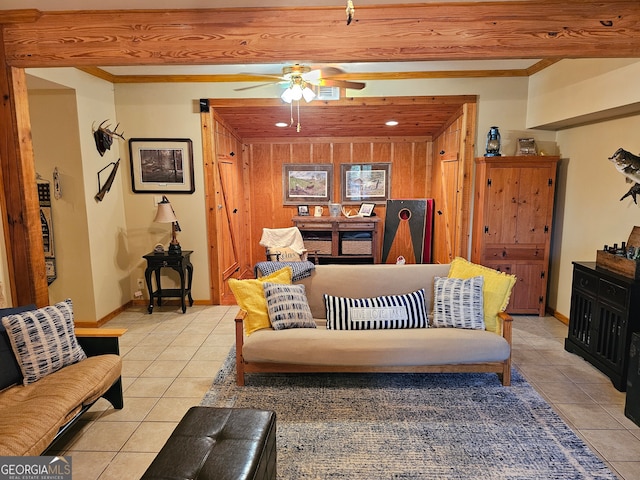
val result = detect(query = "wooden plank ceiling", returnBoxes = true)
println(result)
[207,97,473,140]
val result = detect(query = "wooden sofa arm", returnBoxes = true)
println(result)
[76,328,127,357]
[234,310,248,386]
[497,312,513,345]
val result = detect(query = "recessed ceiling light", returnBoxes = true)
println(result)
[386,120,399,126]
[275,122,288,128]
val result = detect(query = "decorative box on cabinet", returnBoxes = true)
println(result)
[565,261,640,391]
[293,216,380,264]
[471,155,560,315]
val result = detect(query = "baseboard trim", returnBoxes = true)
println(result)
[546,306,569,325]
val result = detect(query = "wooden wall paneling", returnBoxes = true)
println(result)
[390,147,414,199]
[243,137,436,268]
[311,143,331,165]
[248,143,275,265]
[351,143,372,164]
[290,143,311,163]
[372,143,392,164]
[272,143,296,225]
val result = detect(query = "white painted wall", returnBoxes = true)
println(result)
[528,59,640,317]
[25,68,129,322]
[29,88,96,320]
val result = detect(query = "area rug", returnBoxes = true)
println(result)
[201,350,616,479]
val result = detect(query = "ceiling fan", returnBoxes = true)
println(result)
[234,64,366,99]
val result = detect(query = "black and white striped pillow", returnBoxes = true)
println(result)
[432,276,485,329]
[1,299,86,385]
[324,289,428,330]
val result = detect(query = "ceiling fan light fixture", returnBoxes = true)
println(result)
[386,120,399,126]
[302,86,316,102]
[281,87,294,103]
[290,84,304,101]
[275,122,288,128]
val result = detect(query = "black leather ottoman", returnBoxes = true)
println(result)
[142,406,276,480]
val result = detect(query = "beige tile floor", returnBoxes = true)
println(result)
[50,305,640,479]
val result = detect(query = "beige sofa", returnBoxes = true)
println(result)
[0,325,125,456]
[234,263,512,386]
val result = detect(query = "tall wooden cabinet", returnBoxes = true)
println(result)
[471,155,560,315]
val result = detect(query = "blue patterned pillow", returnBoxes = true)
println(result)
[324,289,428,330]
[263,282,316,330]
[1,299,87,385]
[432,276,485,330]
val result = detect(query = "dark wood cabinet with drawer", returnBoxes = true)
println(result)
[565,261,640,391]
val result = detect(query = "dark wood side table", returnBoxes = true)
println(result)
[143,250,194,314]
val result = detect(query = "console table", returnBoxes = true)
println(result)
[292,216,380,264]
[143,250,194,314]
[565,261,640,391]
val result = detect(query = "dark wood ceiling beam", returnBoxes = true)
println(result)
[4,1,640,67]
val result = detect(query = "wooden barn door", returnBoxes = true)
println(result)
[433,153,460,264]
[201,105,247,304]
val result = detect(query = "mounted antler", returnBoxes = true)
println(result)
[92,120,125,156]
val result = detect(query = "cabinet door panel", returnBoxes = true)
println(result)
[484,167,519,245]
[595,305,626,370]
[569,289,594,349]
[515,166,553,244]
[488,262,544,314]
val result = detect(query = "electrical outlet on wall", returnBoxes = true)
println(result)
[137,278,144,290]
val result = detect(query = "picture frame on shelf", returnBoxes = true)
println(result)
[358,203,375,217]
[340,163,391,204]
[282,163,333,205]
[129,138,195,194]
[297,205,310,216]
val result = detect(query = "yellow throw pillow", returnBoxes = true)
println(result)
[447,257,516,334]
[228,267,293,335]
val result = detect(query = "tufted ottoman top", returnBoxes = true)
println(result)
[142,406,276,480]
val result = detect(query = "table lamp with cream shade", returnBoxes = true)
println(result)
[154,195,181,254]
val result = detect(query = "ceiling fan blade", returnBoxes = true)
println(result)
[234,81,282,91]
[302,67,345,83]
[315,66,345,76]
[318,78,366,90]
[238,73,285,81]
